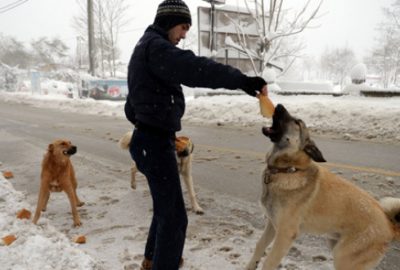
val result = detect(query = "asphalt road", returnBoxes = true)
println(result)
[0,100,399,203]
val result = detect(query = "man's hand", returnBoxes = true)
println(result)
[259,84,268,96]
[243,76,267,97]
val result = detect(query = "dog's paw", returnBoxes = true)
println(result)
[194,207,204,215]
[77,201,85,207]
[73,220,82,227]
[245,260,259,270]
[245,263,257,270]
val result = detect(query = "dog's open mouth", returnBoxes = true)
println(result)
[262,126,277,137]
[262,104,289,142]
[63,146,77,156]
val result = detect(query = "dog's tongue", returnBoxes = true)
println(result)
[262,126,274,137]
[64,148,77,155]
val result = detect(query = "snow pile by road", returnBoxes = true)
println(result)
[1,88,400,143]
[0,173,102,270]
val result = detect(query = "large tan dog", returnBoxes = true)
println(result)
[118,131,204,214]
[246,104,400,270]
[33,140,84,227]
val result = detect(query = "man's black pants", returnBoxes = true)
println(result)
[129,127,188,270]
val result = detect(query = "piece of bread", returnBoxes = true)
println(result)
[16,208,32,220]
[2,235,17,246]
[2,171,14,179]
[258,94,275,118]
[74,235,86,244]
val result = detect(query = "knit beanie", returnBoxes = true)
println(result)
[154,0,192,31]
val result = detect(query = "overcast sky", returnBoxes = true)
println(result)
[0,0,394,63]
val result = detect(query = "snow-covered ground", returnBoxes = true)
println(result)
[0,89,399,270]
[0,173,102,270]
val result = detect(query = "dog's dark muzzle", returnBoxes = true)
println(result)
[262,104,293,142]
[64,146,77,156]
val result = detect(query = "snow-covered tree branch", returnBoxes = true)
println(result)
[224,0,323,76]
[73,0,132,77]
[364,0,400,88]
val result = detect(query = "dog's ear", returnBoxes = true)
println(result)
[47,144,54,153]
[304,139,326,162]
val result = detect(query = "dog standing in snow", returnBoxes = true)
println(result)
[33,139,84,227]
[118,131,204,214]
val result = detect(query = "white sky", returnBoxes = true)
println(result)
[0,0,394,62]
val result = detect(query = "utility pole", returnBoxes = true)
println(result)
[202,0,225,58]
[76,36,82,69]
[210,1,215,56]
[98,2,105,78]
[260,0,266,72]
[261,0,266,38]
[87,0,96,76]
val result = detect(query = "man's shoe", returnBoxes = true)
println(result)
[140,258,152,270]
[140,257,184,270]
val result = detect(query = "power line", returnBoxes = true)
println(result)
[0,0,29,14]
[0,0,25,10]
[0,0,26,10]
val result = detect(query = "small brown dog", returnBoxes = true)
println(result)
[33,139,84,227]
[118,131,204,214]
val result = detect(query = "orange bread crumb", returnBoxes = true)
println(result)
[74,235,86,244]
[17,209,32,220]
[2,171,14,179]
[2,235,17,246]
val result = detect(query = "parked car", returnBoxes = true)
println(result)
[80,79,128,100]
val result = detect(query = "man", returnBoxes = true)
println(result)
[125,1,267,269]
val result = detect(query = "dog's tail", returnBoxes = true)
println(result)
[379,197,400,241]
[118,131,133,150]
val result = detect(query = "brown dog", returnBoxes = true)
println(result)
[246,104,400,270]
[33,139,84,227]
[118,131,204,214]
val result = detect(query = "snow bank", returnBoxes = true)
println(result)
[0,174,102,270]
[1,90,400,143]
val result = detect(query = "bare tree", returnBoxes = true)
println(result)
[365,0,400,88]
[387,0,400,28]
[73,0,131,77]
[0,34,32,68]
[30,37,70,70]
[319,46,357,86]
[225,0,323,76]
[100,0,131,77]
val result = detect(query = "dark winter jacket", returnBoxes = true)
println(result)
[125,25,251,132]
